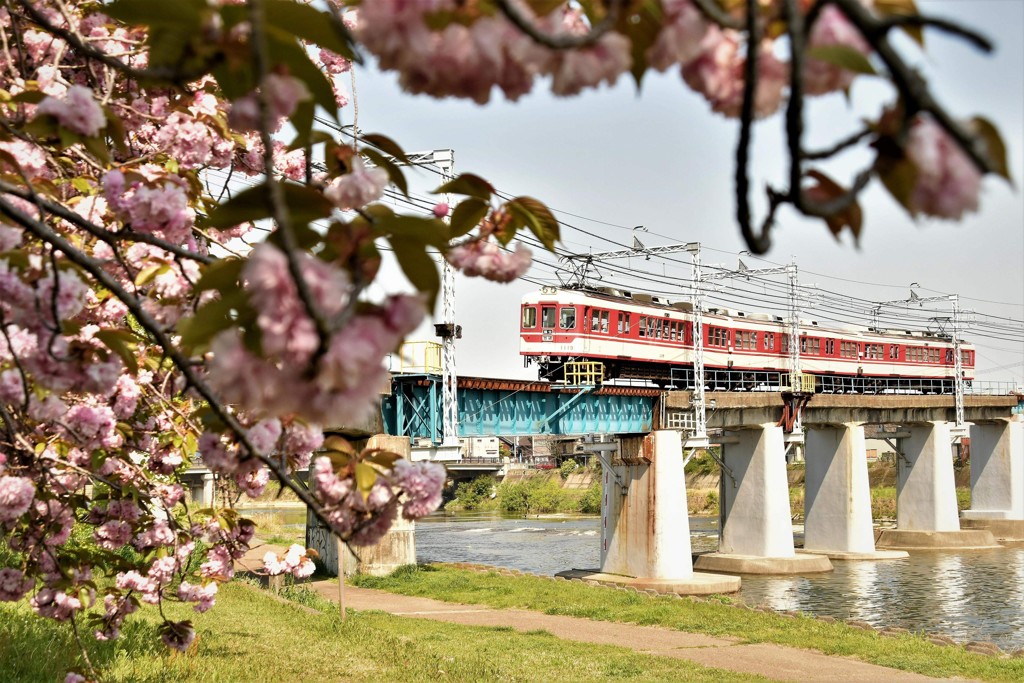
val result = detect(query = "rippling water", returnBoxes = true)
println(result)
[414,512,1024,650]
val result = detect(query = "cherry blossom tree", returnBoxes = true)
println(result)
[0,0,1010,679]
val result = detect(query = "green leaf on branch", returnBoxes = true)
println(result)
[967,116,1013,185]
[354,462,378,500]
[376,213,449,249]
[804,170,863,245]
[876,155,919,215]
[449,198,489,238]
[106,0,205,27]
[178,290,250,348]
[263,0,358,61]
[507,196,560,250]
[361,133,410,164]
[134,263,170,287]
[805,45,876,75]
[390,239,441,312]
[365,450,402,468]
[205,182,332,229]
[10,90,46,104]
[194,258,244,294]
[95,328,140,373]
[434,173,494,201]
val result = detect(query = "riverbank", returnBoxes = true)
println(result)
[446,459,972,519]
[6,556,1018,681]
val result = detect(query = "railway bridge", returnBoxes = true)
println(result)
[382,371,1024,591]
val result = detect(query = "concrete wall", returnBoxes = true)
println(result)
[897,422,961,531]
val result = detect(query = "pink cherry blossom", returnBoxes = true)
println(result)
[647,0,710,72]
[0,475,35,523]
[177,581,218,612]
[446,240,532,282]
[35,85,105,137]
[0,567,33,601]
[904,115,982,220]
[682,30,788,120]
[803,5,872,96]
[393,459,446,519]
[324,156,390,210]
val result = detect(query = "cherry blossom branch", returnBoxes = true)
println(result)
[831,0,995,175]
[0,181,214,265]
[495,0,627,49]
[0,195,334,534]
[248,0,333,368]
[878,13,993,52]
[13,0,216,84]
[802,127,871,160]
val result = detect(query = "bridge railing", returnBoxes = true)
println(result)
[968,381,1024,396]
[390,341,442,374]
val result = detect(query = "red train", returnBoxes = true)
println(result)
[519,287,975,393]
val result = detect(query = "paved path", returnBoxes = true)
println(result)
[306,579,963,683]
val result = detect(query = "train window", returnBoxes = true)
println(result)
[599,310,610,333]
[541,306,556,329]
[617,313,631,335]
[801,337,820,355]
[889,345,899,359]
[653,319,663,339]
[559,307,576,330]
[929,348,940,363]
[840,342,857,359]
[591,310,600,330]
[962,350,973,365]
[708,326,728,347]
[825,339,835,355]
[638,316,647,337]
[781,334,789,353]
[764,332,775,350]
[736,331,756,350]
[945,349,953,364]
[522,307,537,329]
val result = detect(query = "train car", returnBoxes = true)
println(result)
[519,286,975,393]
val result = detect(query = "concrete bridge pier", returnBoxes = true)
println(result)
[960,417,1024,542]
[802,423,907,561]
[693,424,832,575]
[876,421,999,550]
[561,431,740,594]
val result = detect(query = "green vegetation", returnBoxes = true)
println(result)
[447,472,604,515]
[451,475,496,511]
[0,578,767,682]
[559,459,580,479]
[354,565,1024,683]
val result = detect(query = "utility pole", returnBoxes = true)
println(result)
[685,242,708,449]
[701,257,804,443]
[875,292,968,436]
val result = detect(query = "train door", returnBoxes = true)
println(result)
[541,304,556,342]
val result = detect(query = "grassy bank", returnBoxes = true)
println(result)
[354,565,1024,682]
[0,579,768,682]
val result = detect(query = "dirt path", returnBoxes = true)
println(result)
[306,579,965,683]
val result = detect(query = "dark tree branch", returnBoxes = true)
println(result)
[0,181,214,264]
[734,0,771,255]
[880,13,993,52]
[803,128,872,160]
[832,0,995,175]
[495,0,628,49]
[249,0,333,368]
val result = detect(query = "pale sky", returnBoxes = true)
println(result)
[350,1,1024,386]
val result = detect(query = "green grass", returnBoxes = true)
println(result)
[353,565,1024,682]
[0,579,769,682]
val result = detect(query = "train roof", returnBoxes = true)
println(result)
[521,287,974,347]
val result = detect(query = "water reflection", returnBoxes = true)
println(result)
[412,512,1024,650]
